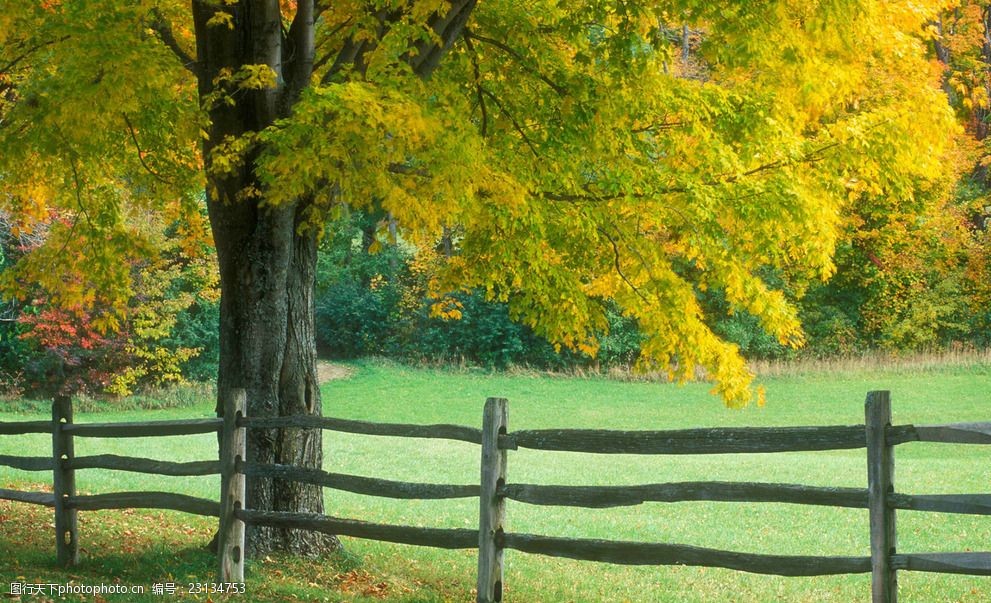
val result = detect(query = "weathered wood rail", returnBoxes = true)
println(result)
[1,389,989,603]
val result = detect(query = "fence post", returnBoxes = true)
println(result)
[219,388,247,583]
[478,397,508,603]
[52,394,78,566]
[866,390,896,603]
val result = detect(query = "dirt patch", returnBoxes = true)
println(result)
[317,362,354,384]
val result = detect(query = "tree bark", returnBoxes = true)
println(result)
[208,189,333,556]
[192,0,336,557]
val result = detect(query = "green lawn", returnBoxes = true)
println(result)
[1,360,989,601]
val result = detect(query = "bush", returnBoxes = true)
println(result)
[317,278,397,358]
[165,298,220,381]
[0,211,221,397]
[314,216,407,358]
[412,291,557,369]
[711,312,788,360]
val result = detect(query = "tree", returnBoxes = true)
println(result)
[0,0,956,555]
[930,2,991,344]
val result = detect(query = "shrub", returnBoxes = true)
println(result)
[413,291,541,368]
[162,297,219,382]
[0,210,221,396]
[314,216,408,358]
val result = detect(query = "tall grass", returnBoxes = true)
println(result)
[748,347,991,378]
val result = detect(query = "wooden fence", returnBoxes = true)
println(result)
[0,394,224,568]
[1,390,990,602]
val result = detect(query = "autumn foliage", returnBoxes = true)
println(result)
[0,208,218,397]
[0,1,988,407]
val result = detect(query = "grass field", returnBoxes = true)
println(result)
[1,360,989,601]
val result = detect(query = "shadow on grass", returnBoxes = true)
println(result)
[0,498,461,602]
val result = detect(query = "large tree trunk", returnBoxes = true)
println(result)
[211,193,334,556]
[208,187,334,557]
[192,0,336,557]
[189,0,476,556]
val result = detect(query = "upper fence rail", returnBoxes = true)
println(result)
[3,417,990,449]
[237,415,483,444]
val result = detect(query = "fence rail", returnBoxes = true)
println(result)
[68,492,219,516]
[236,509,479,549]
[1,389,989,602]
[892,552,991,575]
[241,462,479,500]
[238,415,483,444]
[502,424,868,453]
[501,532,873,576]
[894,422,991,444]
[62,418,223,438]
[498,481,870,508]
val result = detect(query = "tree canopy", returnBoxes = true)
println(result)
[0,0,959,407]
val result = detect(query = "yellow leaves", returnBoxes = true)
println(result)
[206,11,234,30]
[239,64,278,90]
[1,189,218,396]
[208,132,258,181]
[1,171,54,227]
[257,80,486,230]
[430,297,463,321]
[410,0,448,23]
[369,274,386,290]
[948,72,990,112]
[581,272,620,298]
[203,65,278,118]
[576,340,599,357]
[1,0,960,408]
[235,184,262,202]
[106,345,196,396]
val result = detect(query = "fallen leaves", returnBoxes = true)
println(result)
[333,569,391,598]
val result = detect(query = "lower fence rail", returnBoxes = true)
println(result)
[237,509,479,550]
[502,532,873,576]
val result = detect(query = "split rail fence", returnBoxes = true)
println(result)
[0,390,989,602]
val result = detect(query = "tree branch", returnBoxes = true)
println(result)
[595,226,650,304]
[410,0,478,78]
[387,163,430,177]
[632,120,684,134]
[284,0,315,105]
[540,140,843,202]
[0,36,70,74]
[149,9,199,77]
[464,29,566,96]
[122,113,172,185]
[64,147,95,233]
[321,1,477,84]
[311,18,354,73]
[314,0,332,23]
[480,87,539,156]
[541,187,685,202]
[321,38,367,84]
[463,32,488,137]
